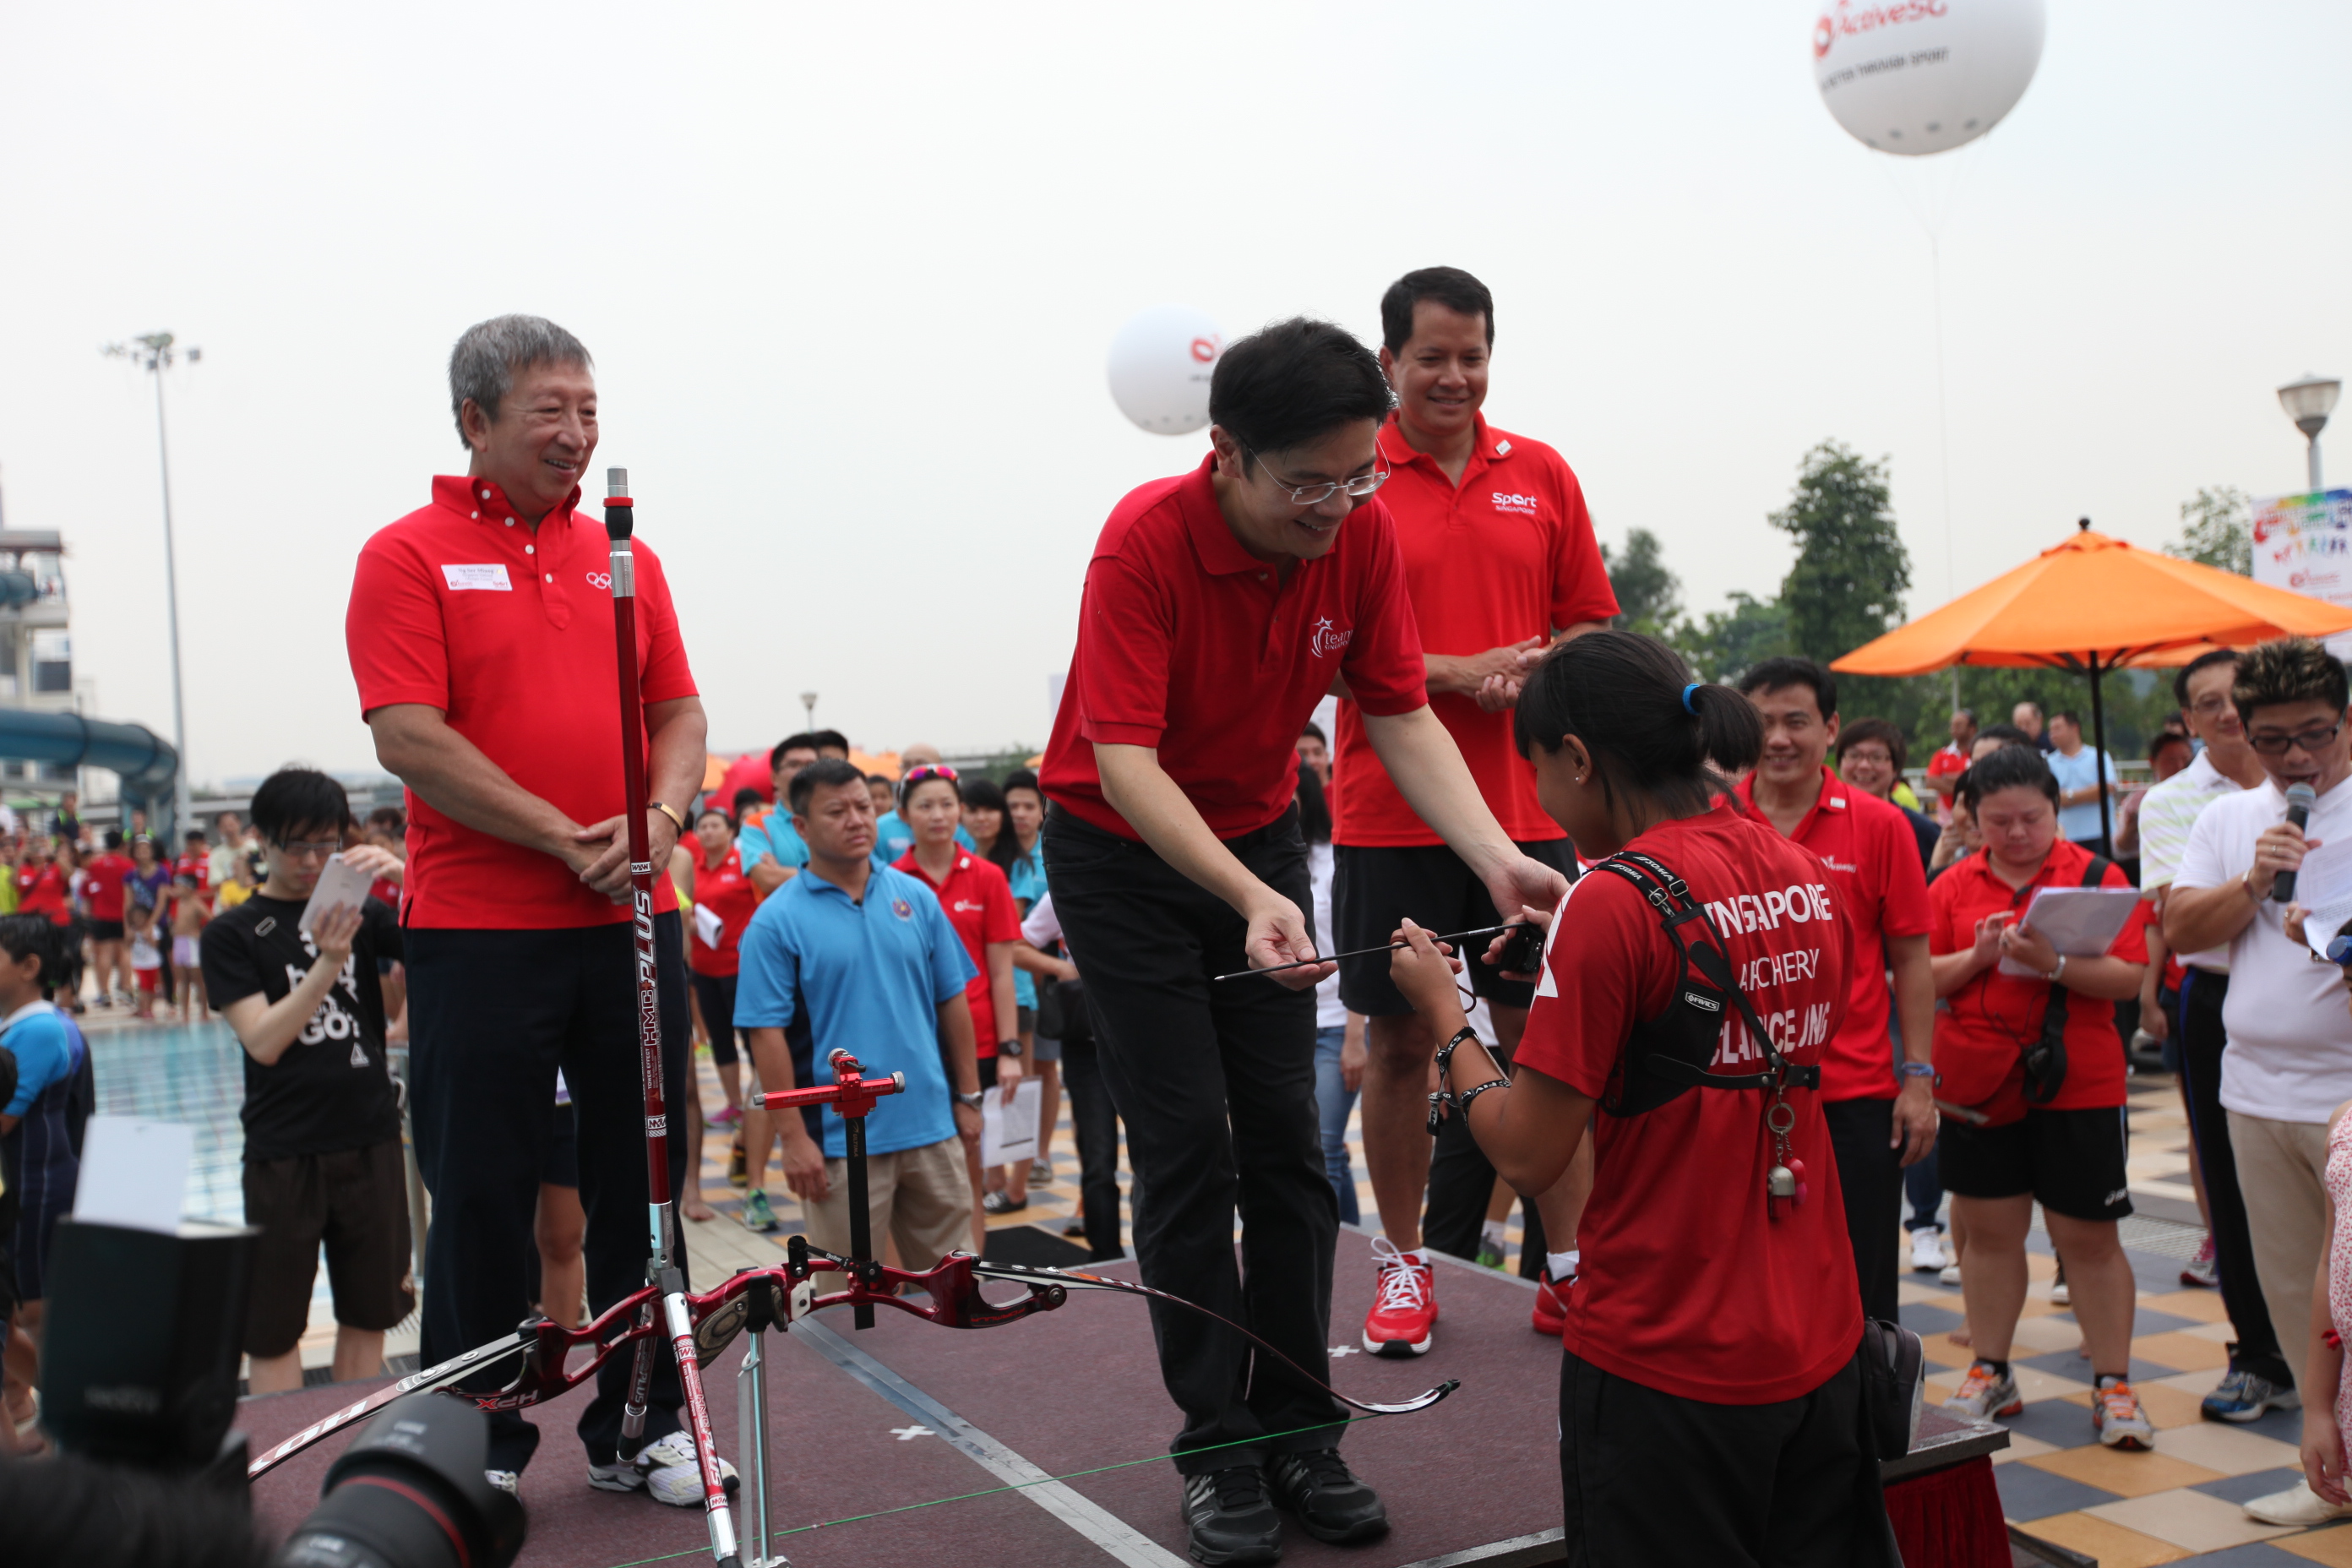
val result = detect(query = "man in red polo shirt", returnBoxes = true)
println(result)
[346,315,715,1500]
[1332,267,1620,1354]
[1736,656,1936,1326]
[1042,318,1570,1565]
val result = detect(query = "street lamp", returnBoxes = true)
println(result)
[102,331,200,838]
[799,691,817,732]
[2278,374,2341,492]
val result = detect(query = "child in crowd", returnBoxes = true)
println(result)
[126,899,163,1021]
[170,870,210,1023]
[215,854,257,912]
[0,915,93,1456]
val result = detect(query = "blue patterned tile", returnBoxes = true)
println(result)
[2189,1466,2308,1506]
[1993,1461,2119,1522]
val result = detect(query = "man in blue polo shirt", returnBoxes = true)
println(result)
[735,758,983,1267]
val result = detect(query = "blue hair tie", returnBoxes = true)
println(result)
[1681,683,1701,714]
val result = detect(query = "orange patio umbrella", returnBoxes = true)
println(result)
[1832,519,2352,852]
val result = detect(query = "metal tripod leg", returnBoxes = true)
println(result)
[738,1321,782,1568]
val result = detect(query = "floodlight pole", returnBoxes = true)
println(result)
[104,333,197,840]
[799,691,817,732]
[2279,376,2340,493]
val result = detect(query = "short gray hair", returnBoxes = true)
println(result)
[448,314,592,448]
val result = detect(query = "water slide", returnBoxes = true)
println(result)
[0,708,177,841]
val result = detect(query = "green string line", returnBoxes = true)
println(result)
[599,1413,1382,1568]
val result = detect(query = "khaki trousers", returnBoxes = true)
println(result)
[2226,1108,2332,1393]
[798,1135,973,1271]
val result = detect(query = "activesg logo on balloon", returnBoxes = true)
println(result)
[1812,0,2044,157]
[1108,304,1224,436]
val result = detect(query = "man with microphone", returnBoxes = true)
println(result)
[1042,317,1568,1565]
[2168,638,2352,1527]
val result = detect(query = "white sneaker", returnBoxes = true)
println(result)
[1938,1262,1962,1287]
[2245,1478,2352,1527]
[1909,1228,1950,1272]
[635,1429,738,1507]
[485,1469,520,1496]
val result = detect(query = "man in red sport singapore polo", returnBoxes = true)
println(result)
[1041,318,1571,1567]
[1332,268,1618,1358]
[345,315,717,1500]
[1735,656,1937,1326]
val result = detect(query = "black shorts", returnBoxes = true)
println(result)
[691,971,740,1066]
[1936,1105,2132,1223]
[90,918,124,943]
[543,1100,579,1189]
[977,1055,999,1091]
[1334,838,1579,1015]
[242,1140,415,1358]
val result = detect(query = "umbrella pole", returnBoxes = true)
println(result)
[2090,651,2113,859]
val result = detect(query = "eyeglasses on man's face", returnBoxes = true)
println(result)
[2248,721,2345,757]
[274,839,343,861]
[1249,450,1390,508]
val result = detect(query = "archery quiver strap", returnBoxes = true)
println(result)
[1592,851,1821,1118]
[2021,854,2112,1107]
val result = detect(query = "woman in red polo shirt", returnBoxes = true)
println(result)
[686,808,756,1130]
[1389,630,1898,1566]
[893,765,1022,1244]
[1930,744,2153,1449]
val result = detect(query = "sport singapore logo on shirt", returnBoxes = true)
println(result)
[1489,492,1541,518]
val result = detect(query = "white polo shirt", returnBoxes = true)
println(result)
[2137,750,2246,972]
[2176,773,2352,1123]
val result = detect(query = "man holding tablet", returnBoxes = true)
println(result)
[1042,316,1569,1565]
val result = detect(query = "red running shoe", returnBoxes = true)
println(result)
[1533,1266,1570,1336]
[1362,1238,1437,1358]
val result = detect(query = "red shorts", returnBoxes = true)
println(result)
[133,966,161,994]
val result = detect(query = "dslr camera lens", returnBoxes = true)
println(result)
[275,1394,525,1568]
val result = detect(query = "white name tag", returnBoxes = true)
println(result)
[441,563,512,591]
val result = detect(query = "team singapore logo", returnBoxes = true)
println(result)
[1309,618,1354,658]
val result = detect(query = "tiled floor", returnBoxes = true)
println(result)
[1918,1080,2347,1566]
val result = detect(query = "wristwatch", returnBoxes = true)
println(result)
[956,1091,985,1109]
[997,1038,1024,1059]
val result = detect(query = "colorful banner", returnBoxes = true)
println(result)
[2251,488,2352,657]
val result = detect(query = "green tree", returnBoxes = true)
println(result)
[1600,528,1683,638]
[1772,440,1912,664]
[1674,592,1789,685]
[2167,486,2252,576]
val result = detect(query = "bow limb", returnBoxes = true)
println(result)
[967,1260,1459,1417]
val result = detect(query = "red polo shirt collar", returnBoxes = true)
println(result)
[430,474,585,525]
[1734,765,1848,834]
[1177,455,1267,576]
[1375,411,1505,482]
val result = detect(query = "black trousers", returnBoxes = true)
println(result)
[408,913,694,1473]
[1560,1348,1900,1567]
[1823,1097,1903,1326]
[1059,1037,1126,1261]
[1422,1088,1547,1280]
[1044,805,1343,1472]
[2178,969,2292,1386]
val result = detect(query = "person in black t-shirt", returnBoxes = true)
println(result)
[199,767,411,1396]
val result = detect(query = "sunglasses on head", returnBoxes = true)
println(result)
[899,764,959,805]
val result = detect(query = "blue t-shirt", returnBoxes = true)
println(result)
[874,812,974,865]
[735,814,810,876]
[733,863,976,1158]
[2048,747,2118,841]
[2,1003,76,1118]
[1006,841,1048,1010]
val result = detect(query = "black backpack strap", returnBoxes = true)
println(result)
[1595,852,1819,1097]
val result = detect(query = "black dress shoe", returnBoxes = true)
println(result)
[1266,1450,1388,1545]
[1182,1466,1282,1565]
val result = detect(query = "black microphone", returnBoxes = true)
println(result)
[2274,781,2317,903]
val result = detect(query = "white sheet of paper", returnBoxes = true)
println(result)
[692,901,724,949]
[1996,886,2143,977]
[2294,838,2352,913]
[74,1115,193,1233]
[980,1077,1043,1168]
[299,852,374,939]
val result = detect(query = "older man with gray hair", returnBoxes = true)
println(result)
[345,315,714,1499]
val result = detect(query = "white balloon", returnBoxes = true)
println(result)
[1813,0,2045,157]
[1107,305,1223,435]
